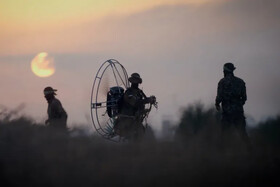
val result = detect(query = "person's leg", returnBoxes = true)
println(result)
[235,115,252,151]
[132,122,145,142]
[220,114,232,149]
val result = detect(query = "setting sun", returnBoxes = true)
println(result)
[31,52,55,77]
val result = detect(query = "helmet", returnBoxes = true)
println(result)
[223,62,236,72]
[128,73,142,84]
[44,86,57,96]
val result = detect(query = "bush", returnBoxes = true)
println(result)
[250,116,280,146]
[0,107,280,186]
[175,103,221,144]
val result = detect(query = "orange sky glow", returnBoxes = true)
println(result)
[0,0,279,129]
[0,0,212,55]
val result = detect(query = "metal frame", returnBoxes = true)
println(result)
[90,59,129,141]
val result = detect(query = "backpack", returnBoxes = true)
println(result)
[106,86,125,118]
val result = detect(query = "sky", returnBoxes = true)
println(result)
[0,0,280,131]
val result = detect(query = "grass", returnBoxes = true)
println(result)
[0,105,280,187]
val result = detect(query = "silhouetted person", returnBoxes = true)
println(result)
[44,87,67,129]
[114,73,156,140]
[215,63,250,149]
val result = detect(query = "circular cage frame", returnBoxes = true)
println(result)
[90,59,129,140]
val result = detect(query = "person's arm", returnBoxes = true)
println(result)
[241,81,247,105]
[124,90,155,107]
[138,96,156,105]
[215,80,222,111]
[45,119,50,125]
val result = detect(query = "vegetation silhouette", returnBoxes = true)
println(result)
[174,103,249,151]
[175,103,220,142]
[0,105,280,187]
[250,116,280,147]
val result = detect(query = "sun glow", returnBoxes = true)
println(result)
[31,52,55,77]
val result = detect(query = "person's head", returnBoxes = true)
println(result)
[43,86,57,101]
[223,62,235,76]
[128,73,142,88]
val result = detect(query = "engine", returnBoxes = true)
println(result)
[106,86,124,118]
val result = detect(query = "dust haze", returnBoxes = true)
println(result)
[1,0,280,128]
[1,104,280,186]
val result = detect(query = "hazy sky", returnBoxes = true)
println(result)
[1,0,280,130]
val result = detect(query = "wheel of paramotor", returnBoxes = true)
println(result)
[90,59,129,140]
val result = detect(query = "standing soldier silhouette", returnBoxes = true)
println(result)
[114,73,156,140]
[215,63,250,149]
[44,87,68,129]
